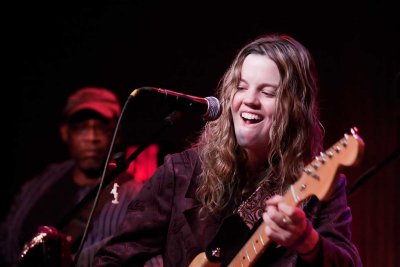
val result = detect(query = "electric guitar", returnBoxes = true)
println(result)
[190,127,365,267]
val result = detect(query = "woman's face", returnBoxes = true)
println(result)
[231,54,280,160]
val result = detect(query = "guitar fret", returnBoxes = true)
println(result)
[252,239,257,254]
[236,232,265,267]
[259,232,264,245]
[341,135,348,147]
[240,249,247,267]
[290,185,300,203]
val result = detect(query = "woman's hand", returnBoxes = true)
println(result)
[262,195,320,260]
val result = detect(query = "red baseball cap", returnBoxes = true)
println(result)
[63,87,121,120]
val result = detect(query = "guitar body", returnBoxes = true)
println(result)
[190,253,221,267]
[18,226,73,267]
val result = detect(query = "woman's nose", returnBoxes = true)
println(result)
[243,89,260,107]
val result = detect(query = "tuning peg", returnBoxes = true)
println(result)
[350,127,358,136]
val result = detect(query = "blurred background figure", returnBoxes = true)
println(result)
[0,87,162,267]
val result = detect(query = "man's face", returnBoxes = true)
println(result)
[66,118,114,178]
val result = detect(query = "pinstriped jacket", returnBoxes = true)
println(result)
[0,160,162,267]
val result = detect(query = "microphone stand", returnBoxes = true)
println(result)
[347,147,400,196]
[70,110,182,266]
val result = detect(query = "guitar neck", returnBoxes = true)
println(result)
[228,190,298,267]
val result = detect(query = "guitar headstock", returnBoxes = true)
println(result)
[289,127,365,204]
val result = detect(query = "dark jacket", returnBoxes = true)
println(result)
[93,148,362,267]
[0,160,162,267]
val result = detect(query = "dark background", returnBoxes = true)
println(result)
[7,2,400,266]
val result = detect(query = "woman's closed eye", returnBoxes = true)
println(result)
[261,87,277,97]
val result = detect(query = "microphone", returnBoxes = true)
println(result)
[131,87,222,121]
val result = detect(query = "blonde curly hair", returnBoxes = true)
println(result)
[196,34,323,216]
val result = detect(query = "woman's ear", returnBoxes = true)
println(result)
[60,124,69,143]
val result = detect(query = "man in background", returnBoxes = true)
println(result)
[0,87,162,266]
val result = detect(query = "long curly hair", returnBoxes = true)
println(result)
[196,34,323,216]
